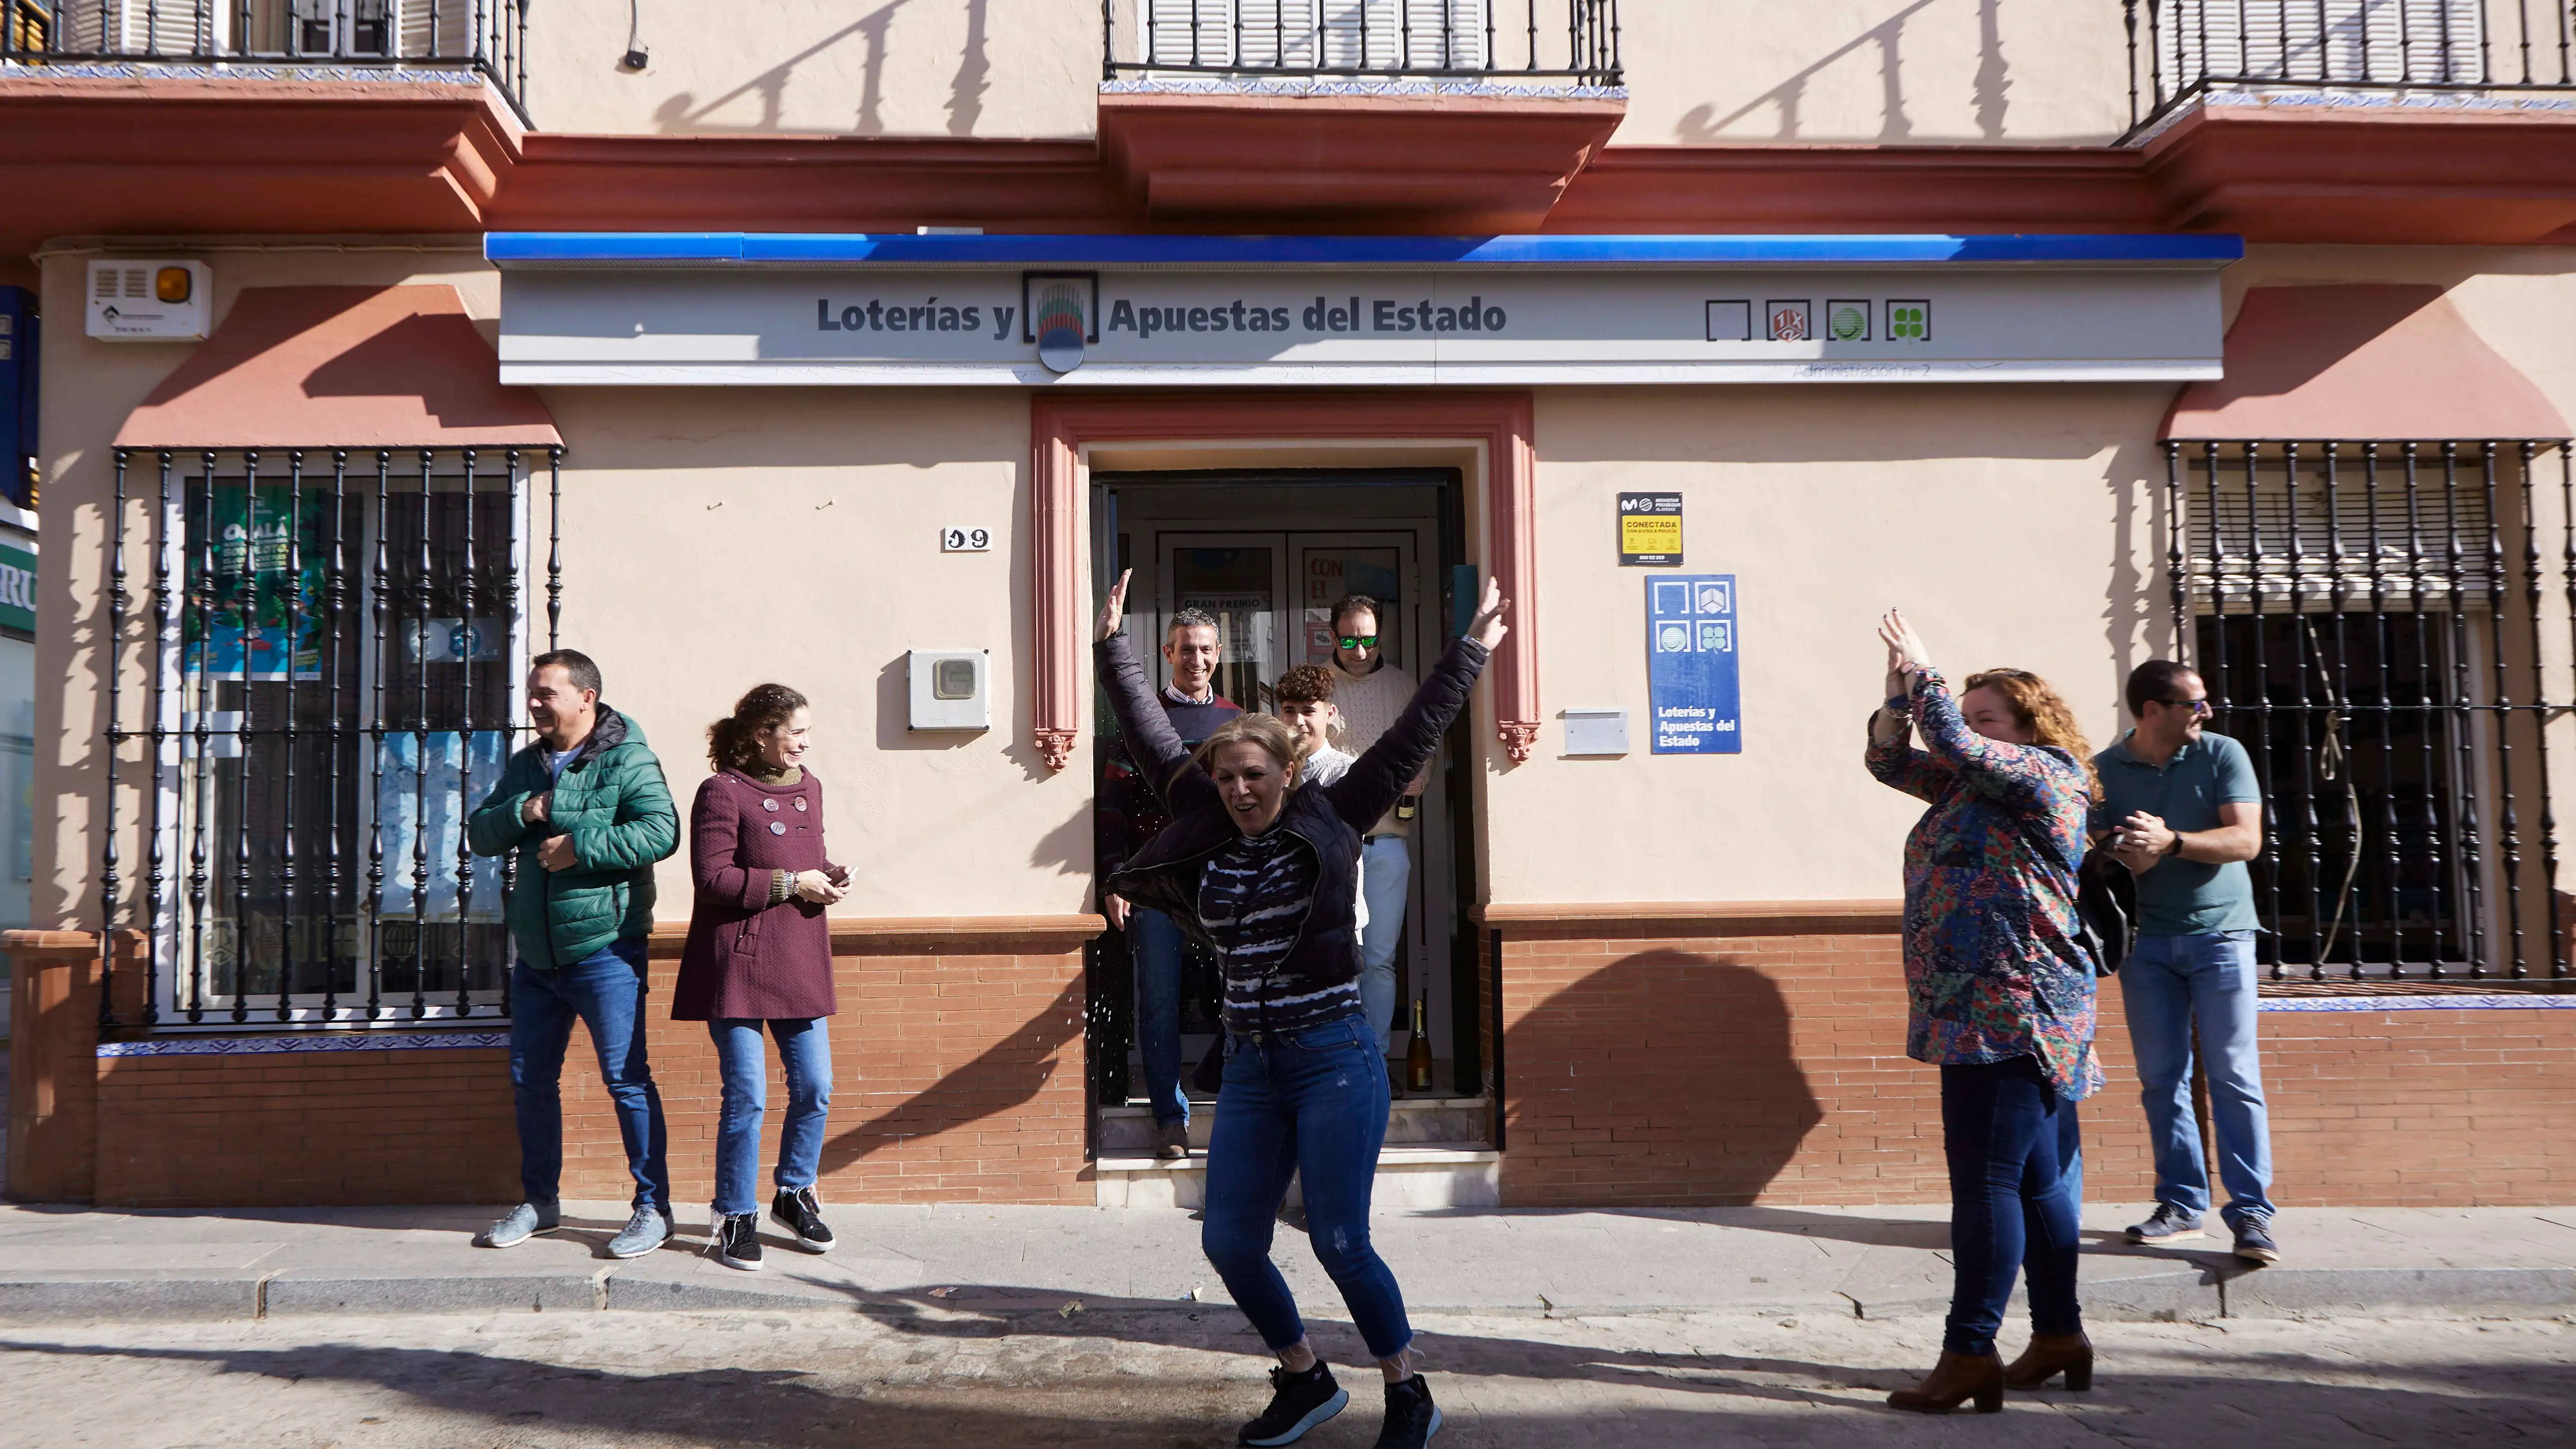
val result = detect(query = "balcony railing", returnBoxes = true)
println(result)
[1,0,530,124]
[1103,0,1621,87]
[2123,0,2576,136]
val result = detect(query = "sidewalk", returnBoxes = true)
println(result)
[0,1198,2568,1325]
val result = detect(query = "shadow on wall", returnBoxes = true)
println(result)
[1672,0,2008,145]
[651,0,993,137]
[1508,950,1823,1204]
[816,980,1084,1171]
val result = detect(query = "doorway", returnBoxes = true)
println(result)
[1089,470,1484,1120]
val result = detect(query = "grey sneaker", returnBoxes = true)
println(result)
[605,1203,674,1259]
[2232,1215,2282,1265]
[2125,1203,2207,1245]
[475,1200,560,1249]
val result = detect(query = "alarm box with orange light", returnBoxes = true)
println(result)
[85,261,210,342]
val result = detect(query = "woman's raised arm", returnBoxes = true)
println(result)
[1092,568,1207,813]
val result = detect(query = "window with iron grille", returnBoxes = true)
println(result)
[2169,437,2575,982]
[99,445,562,1028]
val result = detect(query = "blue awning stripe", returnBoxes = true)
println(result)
[484,232,2244,269]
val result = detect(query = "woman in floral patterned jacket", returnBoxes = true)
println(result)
[1864,610,2103,1415]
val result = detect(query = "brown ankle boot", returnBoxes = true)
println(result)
[2004,1332,2094,1391]
[1886,1351,2005,1414]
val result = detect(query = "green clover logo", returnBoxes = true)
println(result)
[1889,303,1928,341]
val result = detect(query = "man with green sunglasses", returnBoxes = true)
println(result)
[1328,593,1427,1094]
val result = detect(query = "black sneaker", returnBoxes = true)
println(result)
[2124,1203,2206,1245]
[1240,1364,1347,1447]
[1373,1375,1442,1449]
[708,1210,763,1271]
[771,1187,835,1253]
[2232,1215,2282,1265]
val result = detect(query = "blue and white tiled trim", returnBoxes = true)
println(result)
[98,1031,509,1059]
[2259,993,2576,1013]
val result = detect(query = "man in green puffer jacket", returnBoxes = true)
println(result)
[464,649,681,1260]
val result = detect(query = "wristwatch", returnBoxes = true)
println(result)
[2164,833,2183,857]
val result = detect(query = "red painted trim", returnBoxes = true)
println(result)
[1028,392,1541,769]
[10,74,2576,246]
[1098,89,1624,231]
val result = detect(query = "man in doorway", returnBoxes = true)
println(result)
[467,649,682,1258]
[2096,659,2281,1264]
[1327,592,1426,1094]
[1099,607,1241,1158]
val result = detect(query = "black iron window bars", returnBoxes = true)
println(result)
[1104,0,1620,85]
[0,1,534,126]
[97,445,562,1030]
[2168,437,2576,983]
[2123,0,2576,137]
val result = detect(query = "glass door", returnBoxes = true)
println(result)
[1156,535,1289,711]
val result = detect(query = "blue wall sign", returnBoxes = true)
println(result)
[1647,575,1741,754]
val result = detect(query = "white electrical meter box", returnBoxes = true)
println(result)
[86,260,211,342]
[908,649,991,731]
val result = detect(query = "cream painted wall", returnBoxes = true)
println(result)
[523,0,1099,137]
[1490,382,2179,905]
[1611,0,2129,147]
[543,387,1093,919]
[511,0,2127,145]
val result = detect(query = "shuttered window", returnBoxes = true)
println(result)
[2158,0,2488,85]
[2182,444,2500,611]
[1144,0,1491,72]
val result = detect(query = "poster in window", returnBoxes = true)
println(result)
[185,483,329,681]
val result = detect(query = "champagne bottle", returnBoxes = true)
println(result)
[1406,996,1435,1092]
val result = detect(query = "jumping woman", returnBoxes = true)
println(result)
[1095,567,1505,1449]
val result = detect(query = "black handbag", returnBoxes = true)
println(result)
[2075,849,2138,977]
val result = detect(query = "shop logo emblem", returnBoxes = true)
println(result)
[1022,272,1099,374]
[1766,301,1811,343]
[1827,300,1870,342]
[1887,300,1930,341]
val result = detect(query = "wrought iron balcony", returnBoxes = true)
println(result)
[2122,0,2576,138]
[1102,0,1622,89]
[1,0,529,124]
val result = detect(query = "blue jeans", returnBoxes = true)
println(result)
[1940,1057,2084,1358]
[509,940,670,1211]
[708,1018,833,1216]
[1130,908,1190,1127]
[1356,835,1412,1055]
[1201,1012,1413,1362]
[2120,930,2276,1227]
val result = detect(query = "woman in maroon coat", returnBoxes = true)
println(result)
[675,683,847,1271]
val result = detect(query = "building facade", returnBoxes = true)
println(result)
[4,1,2574,1210]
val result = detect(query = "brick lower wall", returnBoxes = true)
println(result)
[81,928,1092,1209]
[1493,919,2576,1209]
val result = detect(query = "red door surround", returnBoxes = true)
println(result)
[1028,392,1540,771]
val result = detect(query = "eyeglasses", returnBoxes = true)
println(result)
[2157,697,2214,716]
[1338,635,1379,650]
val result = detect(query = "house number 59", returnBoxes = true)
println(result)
[942,527,992,552]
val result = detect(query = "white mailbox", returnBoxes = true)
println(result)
[86,261,211,342]
[908,649,991,731]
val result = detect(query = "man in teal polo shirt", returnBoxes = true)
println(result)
[2094,660,2281,1265]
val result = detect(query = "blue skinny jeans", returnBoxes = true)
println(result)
[1200,1011,1413,1362]
[708,1017,834,1216]
[1940,1056,2085,1358]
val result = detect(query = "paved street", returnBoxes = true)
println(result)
[2,1308,2569,1448]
